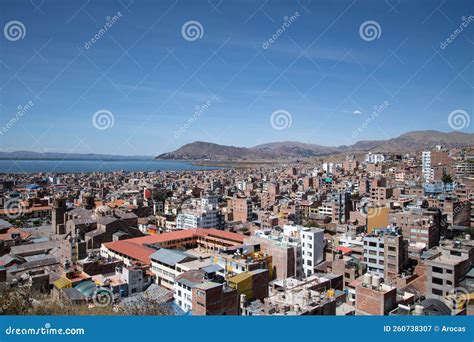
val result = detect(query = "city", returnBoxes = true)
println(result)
[1,145,473,316]
[0,0,473,340]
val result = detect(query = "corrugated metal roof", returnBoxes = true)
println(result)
[54,277,72,289]
[150,248,194,266]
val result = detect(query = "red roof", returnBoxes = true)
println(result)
[337,246,352,255]
[103,228,244,264]
[0,227,30,242]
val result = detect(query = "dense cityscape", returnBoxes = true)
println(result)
[1,145,473,316]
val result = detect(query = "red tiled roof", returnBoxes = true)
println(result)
[0,227,30,242]
[337,246,352,255]
[103,228,244,264]
[104,239,157,264]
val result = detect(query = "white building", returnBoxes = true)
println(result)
[365,153,385,164]
[176,196,221,229]
[283,224,325,278]
[300,227,325,277]
[115,265,152,296]
[174,269,206,313]
[422,151,433,182]
[318,203,333,217]
[363,234,385,277]
[322,162,334,174]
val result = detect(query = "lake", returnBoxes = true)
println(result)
[0,159,221,173]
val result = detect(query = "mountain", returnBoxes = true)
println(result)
[0,151,153,160]
[156,131,474,161]
[156,141,263,160]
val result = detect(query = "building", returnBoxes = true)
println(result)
[245,234,302,280]
[300,227,325,277]
[227,269,269,302]
[365,153,385,164]
[230,194,253,223]
[174,269,206,313]
[241,274,344,316]
[101,228,245,266]
[424,240,472,303]
[363,227,407,281]
[422,150,453,183]
[355,274,414,315]
[192,282,239,315]
[389,208,444,249]
[150,248,197,289]
[176,196,222,229]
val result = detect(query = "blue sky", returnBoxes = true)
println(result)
[0,0,472,155]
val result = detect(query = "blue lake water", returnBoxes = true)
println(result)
[0,159,221,173]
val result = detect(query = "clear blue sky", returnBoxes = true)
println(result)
[0,0,472,156]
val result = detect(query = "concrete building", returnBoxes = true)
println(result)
[389,208,444,249]
[150,248,197,289]
[241,274,344,316]
[300,227,325,277]
[176,196,222,229]
[422,150,453,182]
[192,282,239,315]
[356,274,414,315]
[363,227,407,281]
[230,194,253,223]
[174,269,206,313]
[365,153,385,164]
[424,240,472,303]
[245,234,302,280]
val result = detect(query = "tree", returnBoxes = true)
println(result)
[442,173,453,184]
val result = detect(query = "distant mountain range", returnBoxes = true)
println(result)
[2,131,472,162]
[0,151,153,161]
[156,131,474,161]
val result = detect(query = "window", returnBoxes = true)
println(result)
[432,277,443,285]
[432,288,443,296]
[432,266,443,274]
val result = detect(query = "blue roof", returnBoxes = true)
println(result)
[74,280,98,297]
[26,184,40,190]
